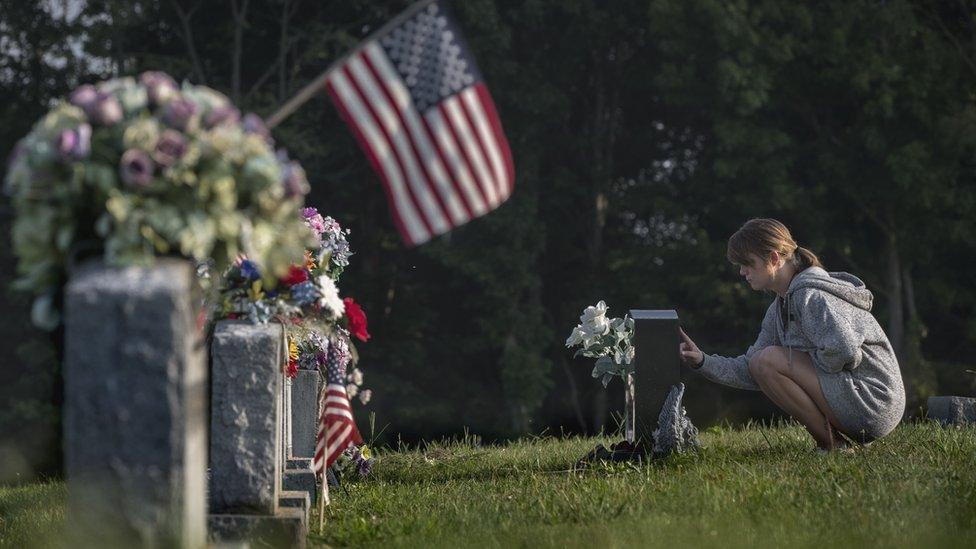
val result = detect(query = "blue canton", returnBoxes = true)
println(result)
[379,1,483,113]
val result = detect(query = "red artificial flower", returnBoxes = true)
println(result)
[281,265,309,286]
[343,297,371,342]
[285,359,298,379]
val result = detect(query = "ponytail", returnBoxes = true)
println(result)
[793,246,823,270]
[727,219,825,270]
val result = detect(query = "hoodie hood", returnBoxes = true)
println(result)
[788,266,873,312]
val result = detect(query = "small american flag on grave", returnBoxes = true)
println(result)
[323,0,514,246]
[312,353,363,475]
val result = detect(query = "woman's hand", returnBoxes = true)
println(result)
[679,327,704,369]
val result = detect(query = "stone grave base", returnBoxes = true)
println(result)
[280,490,311,514]
[288,457,313,470]
[208,508,307,548]
[284,468,317,506]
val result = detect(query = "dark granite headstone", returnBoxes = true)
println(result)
[629,310,681,448]
[291,370,321,458]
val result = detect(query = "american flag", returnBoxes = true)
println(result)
[312,358,363,475]
[324,0,514,246]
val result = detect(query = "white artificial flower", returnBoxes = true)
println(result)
[316,275,345,318]
[579,301,610,339]
[346,383,359,398]
[351,368,364,386]
[565,325,585,347]
[579,300,608,325]
[624,345,635,365]
[614,317,630,338]
[358,389,372,405]
[579,315,610,340]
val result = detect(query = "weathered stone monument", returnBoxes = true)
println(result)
[208,320,307,547]
[64,259,207,548]
[629,310,682,449]
[928,396,976,426]
[291,370,321,457]
[283,369,320,507]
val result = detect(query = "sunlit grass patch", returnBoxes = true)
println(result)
[1,422,973,548]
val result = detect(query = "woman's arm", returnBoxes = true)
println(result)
[696,302,778,391]
[794,289,865,373]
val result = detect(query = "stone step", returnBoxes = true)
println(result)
[283,468,317,506]
[208,507,307,549]
[287,457,312,470]
[279,490,311,515]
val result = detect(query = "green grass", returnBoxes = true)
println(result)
[0,480,65,548]
[2,422,974,548]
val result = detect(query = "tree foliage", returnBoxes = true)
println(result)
[2,0,975,479]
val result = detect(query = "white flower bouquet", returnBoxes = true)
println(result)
[566,300,635,387]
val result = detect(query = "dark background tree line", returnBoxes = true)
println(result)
[1,0,974,482]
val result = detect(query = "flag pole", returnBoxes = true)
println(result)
[319,473,329,535]
[263,0,437,129]
[265,71,332,130]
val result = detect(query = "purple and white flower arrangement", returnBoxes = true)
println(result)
[215,206,373,406]
[302,206,352,281]
[5,72,316,328]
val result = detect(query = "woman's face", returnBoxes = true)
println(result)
[738,253,775,291]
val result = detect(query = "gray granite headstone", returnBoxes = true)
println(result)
[291,369,321,458]
[208,320,307,546]
[64,258,207,548]
[928,396,976,426]
[209,320,283,515]
[629,310,681,448]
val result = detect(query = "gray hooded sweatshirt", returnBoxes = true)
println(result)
[696,266,905,442]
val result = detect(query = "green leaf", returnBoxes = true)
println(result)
[591,356,616,379]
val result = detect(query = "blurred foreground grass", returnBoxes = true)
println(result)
[2,422,973,548]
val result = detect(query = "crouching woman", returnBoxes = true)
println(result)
[680,219,905,450]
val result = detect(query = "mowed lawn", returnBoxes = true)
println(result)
[2,422,974,548]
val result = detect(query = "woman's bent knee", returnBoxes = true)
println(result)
[748,347,775,379]
[749,346,786,373]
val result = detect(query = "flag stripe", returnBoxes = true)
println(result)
[327,408,355,421]
[423,109,489,215]
[325,421,342,441]
[324,394,352,407]
[326,424,353,458]
[435,102,496,209]
[338,66,437,238]
[474,84,514,195]
[444,96,499,207]
[347,54,452,234]
[360,45,471,225]
[325,74,427,245]
[460,87,508,201]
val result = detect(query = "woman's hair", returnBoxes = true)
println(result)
[726,218,823,270]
